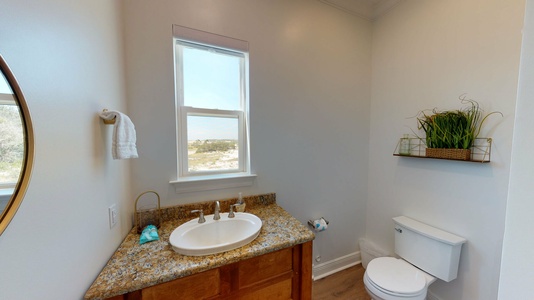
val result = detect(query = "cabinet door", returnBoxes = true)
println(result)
[142,269,220,300]
[239,247,293,288]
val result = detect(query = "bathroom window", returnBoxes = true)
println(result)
[172,25,254,192]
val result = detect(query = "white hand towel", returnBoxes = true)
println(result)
[99,110,139,160]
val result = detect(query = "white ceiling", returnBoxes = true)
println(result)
[319,0,402,21]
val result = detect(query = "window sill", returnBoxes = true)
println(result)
[170,173,257,194]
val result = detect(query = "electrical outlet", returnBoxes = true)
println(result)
[109,204,118,228]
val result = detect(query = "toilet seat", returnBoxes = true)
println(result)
[365,257,429,297]
[364,272,426,299]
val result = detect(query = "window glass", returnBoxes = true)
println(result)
[182,45,241,111]
[187,115,239,172]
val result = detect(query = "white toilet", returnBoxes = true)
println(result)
[363,216,467,300]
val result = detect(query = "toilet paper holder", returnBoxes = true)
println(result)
[307,217,329,229]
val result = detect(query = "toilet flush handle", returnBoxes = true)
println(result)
[395,227,403,233]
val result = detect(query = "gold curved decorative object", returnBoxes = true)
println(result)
[134,190,161,233]
[0,54,34,236]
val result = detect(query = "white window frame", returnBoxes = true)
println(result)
[170,25,255,193]
[179,107,245,176]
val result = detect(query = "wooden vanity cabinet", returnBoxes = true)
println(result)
[107,241,312,300]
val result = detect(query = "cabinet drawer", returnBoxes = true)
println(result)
[239,248,293,287]
[142,268,220,300]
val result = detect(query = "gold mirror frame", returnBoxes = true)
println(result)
[0,54,34,236]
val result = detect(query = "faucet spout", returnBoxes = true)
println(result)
[213,201,220,220]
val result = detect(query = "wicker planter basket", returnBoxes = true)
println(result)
[425,148,471,161]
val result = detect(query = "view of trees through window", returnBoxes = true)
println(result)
[185,114,240,173]
[187,139,238,172]
[0,104,23,184]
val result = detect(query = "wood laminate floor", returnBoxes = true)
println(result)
[312,264,372,300]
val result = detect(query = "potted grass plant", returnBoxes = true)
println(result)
[416,97,502,160]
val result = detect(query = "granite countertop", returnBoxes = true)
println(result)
[84,193,315,300]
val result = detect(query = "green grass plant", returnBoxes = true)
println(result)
[195,140,236,153]
[417,97,502,149]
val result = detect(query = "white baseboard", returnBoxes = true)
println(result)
[313,251,361,280]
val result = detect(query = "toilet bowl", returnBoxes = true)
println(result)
[364,257,435,300]
[362,216,466,300]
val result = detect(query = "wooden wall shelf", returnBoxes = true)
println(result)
[393,137,492,163]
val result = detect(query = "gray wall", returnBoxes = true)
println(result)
[368,1,524,299]
[123,0,372,268]
[0,1,132,299]
[499,0,534,297]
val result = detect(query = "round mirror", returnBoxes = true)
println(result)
[0,54,34,236]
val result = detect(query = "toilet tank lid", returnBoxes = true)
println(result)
[393,216,467,246]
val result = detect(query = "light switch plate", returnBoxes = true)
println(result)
[109,204,118,228]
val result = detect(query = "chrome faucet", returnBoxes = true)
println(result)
[213,201,221,220]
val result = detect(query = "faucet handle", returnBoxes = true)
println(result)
[228,204,237,218]
[191,209,205,223]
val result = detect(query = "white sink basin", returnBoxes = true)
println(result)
[169,212,262,256]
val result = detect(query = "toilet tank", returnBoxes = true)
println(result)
[393,216,467,282]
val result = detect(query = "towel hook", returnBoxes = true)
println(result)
[101,109,116,125]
